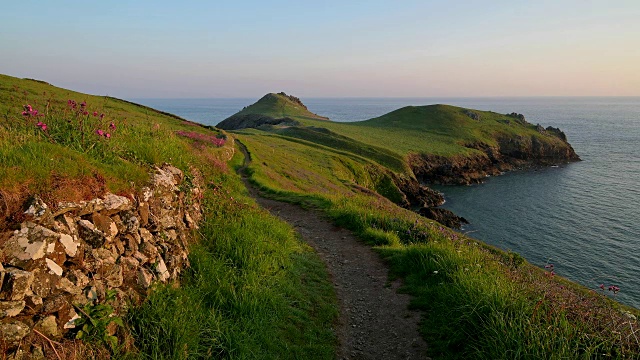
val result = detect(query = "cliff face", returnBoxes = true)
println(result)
[409,132,580,185]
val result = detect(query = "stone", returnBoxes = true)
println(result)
[137,268,154,289]
[0,300,25,317]
[0,263,5,288]
[84,286,98,302]
[63,309,80,329]
[121,211,140,233]
[4,223,59,267]
[54,201,83,217]
[31,345,45,360]
[45,258,63,276]
[103,264,123,288]
[139,228,154,243]
[133,251,149,264]
[140,242,159,260]
[0,320,29,342]
[77,219,106,248]
[155,257,170,282]
[78,198,105,216]
[91,213,118,238]
[58,213,78,235]
[58,233,79,257]
[153,166,180,189]
[184,212,197,229]
[45,240,66,266]
[30,268,58,298]
[57,278,82,295]
[66,270,90,289]
[36,315,60,338]
[92,248,117,264]
[101,193,132,215]
[42,294,67,314]
[138,202,150,226]
[24,195,48,219]
[0,268,34,301]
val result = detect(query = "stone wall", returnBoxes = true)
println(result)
[0,164,203,347]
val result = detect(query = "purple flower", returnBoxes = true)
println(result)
[36,122,47,131]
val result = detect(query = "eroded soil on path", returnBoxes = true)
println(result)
[237,141,429,359]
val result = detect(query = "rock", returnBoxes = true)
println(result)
[463,110,481,121]
[36,315,60,338]
[155,257,169,282]
[92,248,117,264]
[0,268,34,301]
[0,300,25,317]
[57,278,82,295]
[45,258,63,276]
[23,195,49,219]
[102,193,132,215]
[30,268,59,298]
[46,239,66,266]
[78,198,105,216]
[418,207,469,229]
[137,268,154,289]
[133,251,149,264]
[42,294,67,314]
[91,213,118,238]
[0,263,4,289]
[140,242,159,260]
[66,270,90,289]
[121,212,140,233]
[5,223,59,266]
[63,309,80,329]
[0,320,29,342]
[53,201,83,217]
[103,264,124,288]
[77,219,106,248]
[138,202,150,226]
[58,233,79,257]
[31,345,45,360]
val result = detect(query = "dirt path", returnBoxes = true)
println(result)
[236,141,429,359]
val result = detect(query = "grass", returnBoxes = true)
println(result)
[0,75,338,359]
[127,165,337,359]
[236,128,640,359]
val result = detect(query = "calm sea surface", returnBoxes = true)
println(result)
[134,97,640,308]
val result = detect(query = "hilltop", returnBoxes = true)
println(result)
[217,92,329,130]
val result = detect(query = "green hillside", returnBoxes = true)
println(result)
[2,77,635,359]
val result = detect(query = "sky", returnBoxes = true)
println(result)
[1,1,639,98]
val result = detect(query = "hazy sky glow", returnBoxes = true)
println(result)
[1,1,639,98]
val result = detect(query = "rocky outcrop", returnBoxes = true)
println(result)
[418,207,468,230]
[409,132,580,185]
[0,164,202,349]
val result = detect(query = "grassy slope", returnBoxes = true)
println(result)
[0,75,338,359]
[222,94,571,177]
[234,110,640,358]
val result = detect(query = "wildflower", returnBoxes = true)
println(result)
[93,111,98,117]
[36,122,47,131]
[100,113,105,119]
[83,111,89,116]
[599,284,605,290]
[22,111,29,116]
[80,101,86,108]
[96,129,104,136]
[544,264,554,269]
[105,133,111,139]
[109,122,116,130]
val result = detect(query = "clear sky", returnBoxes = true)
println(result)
[1,1,639,98]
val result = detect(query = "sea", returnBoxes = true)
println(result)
[133,97,640,309]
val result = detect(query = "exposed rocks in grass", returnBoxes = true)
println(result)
[464,110,481,121]
[0,164,203,351]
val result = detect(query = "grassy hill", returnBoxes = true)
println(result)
[1,77,636,359]
[0,75,337,358]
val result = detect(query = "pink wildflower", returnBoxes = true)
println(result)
[105,133,111,139]
[83,111,89,116]
[36,122,47,131]
[96,129,104,136]
[109,122,116,130]
[93,111,98,117]
[24,104,33,112]
[100,113,105,120]
[599,284,605,290]
[22,111,29,116]
[81,101,86,108]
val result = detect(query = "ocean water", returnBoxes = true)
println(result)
[134,97,640,308]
